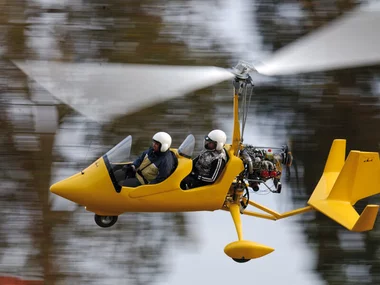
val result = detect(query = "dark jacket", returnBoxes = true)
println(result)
[192,149,227,184]
[133,147,176,184]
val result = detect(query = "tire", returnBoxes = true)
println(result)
[232,258,250,263]
[94,214,118,228]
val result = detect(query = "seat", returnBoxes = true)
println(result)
[223,147,230,162]
[170,151,178,175]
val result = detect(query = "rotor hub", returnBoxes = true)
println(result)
[231,60,256,79]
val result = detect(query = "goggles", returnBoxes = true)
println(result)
[204,136,216,143]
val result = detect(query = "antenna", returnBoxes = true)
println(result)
[81,132,94,175]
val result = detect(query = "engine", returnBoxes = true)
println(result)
[240,145,291,193]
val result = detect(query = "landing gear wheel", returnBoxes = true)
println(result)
[94,214,118,228]
[232,258,251,263]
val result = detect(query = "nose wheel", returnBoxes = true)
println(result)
[94,214,118,228]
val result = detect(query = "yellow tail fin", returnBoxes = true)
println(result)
[308,139,380,232]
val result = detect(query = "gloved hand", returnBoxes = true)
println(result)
[191,169,198,176]
[122,164,135,171]
[122,164,136,178]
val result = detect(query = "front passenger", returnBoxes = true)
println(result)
[122,132,175,187]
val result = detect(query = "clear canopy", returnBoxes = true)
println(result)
[105,135,132,163]
[104,134,195,164]
[178,134,195,158]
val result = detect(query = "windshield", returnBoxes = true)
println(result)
[105,135,132,163]
[178,134,195,158]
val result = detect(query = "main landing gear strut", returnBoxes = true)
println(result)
[224,203,274,263]
[223,177,313,263]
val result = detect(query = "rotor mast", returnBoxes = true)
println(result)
[230,61,255,155]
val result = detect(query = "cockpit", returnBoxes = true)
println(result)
[102,134,196,192]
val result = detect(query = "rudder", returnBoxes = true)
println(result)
[329,151,380,204]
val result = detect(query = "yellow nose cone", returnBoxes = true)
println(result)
[50,172,87,204]
[49,157,123,214]
[224,240,275,262]
[50,180,69,196]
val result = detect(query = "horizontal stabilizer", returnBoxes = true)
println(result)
[309,200,379,232]
[308,139,380,231]
[352,205,379,232]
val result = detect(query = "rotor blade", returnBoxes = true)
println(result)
[255,2,380,76]
[13,61,234,122]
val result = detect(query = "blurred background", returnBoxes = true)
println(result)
[1,0,380,284]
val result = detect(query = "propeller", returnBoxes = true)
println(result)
[13,2,380,123]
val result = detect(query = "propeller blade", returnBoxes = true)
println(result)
[255,3,380,76]
[13,61,234,122]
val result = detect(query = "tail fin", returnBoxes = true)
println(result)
[308,139,380,232]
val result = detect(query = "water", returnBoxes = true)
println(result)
[1,0,380,284]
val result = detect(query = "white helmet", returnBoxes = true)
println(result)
[152,132,172,152]
[205,129,227,151]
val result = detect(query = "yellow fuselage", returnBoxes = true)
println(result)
[50,146,244,216]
